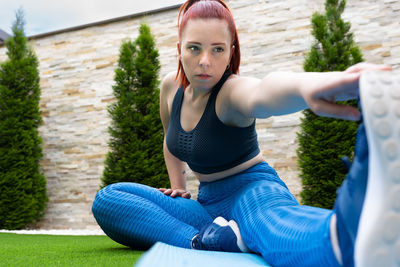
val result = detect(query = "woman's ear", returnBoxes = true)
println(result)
[229,45,235,63]
[177,42,182,60]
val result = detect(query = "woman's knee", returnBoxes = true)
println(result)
[234,180,298,212]
[92,182,144,217]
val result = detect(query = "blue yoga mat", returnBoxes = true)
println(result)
[135,242,271,267]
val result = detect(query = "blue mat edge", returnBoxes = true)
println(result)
[135,242,271,267]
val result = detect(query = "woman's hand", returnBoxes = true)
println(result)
[301,63,392,121]
[158,188,191,199]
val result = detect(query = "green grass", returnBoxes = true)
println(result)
[0,233,145,267]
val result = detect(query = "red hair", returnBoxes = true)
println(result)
[176,0,241,88]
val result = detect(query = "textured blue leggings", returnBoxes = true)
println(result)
[92,162,339,266]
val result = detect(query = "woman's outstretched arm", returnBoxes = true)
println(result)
[225,63,392,121]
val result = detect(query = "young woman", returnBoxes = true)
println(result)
[92,1,396,266]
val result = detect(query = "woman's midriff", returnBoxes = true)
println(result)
[194,152,265,182]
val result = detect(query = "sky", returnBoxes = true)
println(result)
[0,0,184,36]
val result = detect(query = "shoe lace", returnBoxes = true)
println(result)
[191,224,222,251]
[191,234,203,250]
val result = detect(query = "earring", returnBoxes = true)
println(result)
[226,64,230,70]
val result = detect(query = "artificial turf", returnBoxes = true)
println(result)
[0,233,144,267]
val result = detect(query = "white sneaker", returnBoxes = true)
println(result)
[355,71,400,267]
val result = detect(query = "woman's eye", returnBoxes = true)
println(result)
[214,47,224,53]
[188,46,200,52]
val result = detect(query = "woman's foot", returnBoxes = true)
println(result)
[191,216,249,252]
[334,71,400,266]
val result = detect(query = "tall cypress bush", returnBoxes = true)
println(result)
[101,23,169,188]
[297,0,363,209]
[0,10,47,229]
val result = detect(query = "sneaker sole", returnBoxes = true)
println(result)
[228,220,250,253]
[213,216,229,227]
[356,72,400,266]
[215,217,250,253]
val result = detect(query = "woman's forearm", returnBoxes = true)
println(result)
[163,137,187,190]
[252,71,310,117]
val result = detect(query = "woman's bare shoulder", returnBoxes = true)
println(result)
[161,71,180,95]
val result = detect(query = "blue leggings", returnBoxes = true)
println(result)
[92,162,339,266]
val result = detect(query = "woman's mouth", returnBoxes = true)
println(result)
[196,74,212,80]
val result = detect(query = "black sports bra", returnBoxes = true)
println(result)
[166,72,260,174]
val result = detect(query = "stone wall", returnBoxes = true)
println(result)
[0,0,399,229]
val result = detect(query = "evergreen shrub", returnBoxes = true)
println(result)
[101,23,169,188]
[297,0,363,208]
[0,10,47,229]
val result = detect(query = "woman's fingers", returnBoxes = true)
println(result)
[345,63,392,73]
[303,72,361,120]
[160,188,172,196]
[170,190,180,197]
[171,189,188,198]
[159,188,191,198]
[181,192,191,199]
[310,64,391,120]
[311,98,361,121]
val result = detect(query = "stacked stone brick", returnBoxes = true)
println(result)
[0,0,398,229]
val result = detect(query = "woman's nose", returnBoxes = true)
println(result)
[199,52,211,67]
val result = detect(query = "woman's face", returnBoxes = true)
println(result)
[179,18,233,91]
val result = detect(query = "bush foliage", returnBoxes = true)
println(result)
[297,0,363,208]
[0,10,47,229]
[101,23,169,188]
